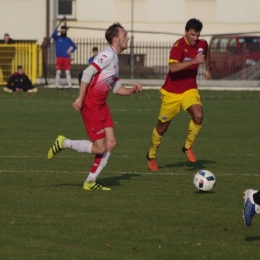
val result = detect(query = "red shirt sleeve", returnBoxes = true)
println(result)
[169,40,183,63]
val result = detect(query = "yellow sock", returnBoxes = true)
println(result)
[148,128,162,159]
[184,120,201,149]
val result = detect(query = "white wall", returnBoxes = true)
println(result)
[66,0,260,44]
[0,0,46,44]
[0,0,260,44]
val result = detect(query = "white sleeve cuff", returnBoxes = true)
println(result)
[81,65,98,83]
[112,80,121,94]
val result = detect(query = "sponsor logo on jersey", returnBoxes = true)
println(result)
[198,48,204,54]
[183,57,192,62]
[91,128,105,135]
[96,129,105,135]
[98,54,109,64]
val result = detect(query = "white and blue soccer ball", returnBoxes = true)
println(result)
[193,170,216,191]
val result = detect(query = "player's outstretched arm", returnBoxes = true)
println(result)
[71,81,88,111]
[204,46,211,80]
[71,65,98,110]
[115,83,143,96]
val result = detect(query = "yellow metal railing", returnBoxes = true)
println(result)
[0,43,42,85]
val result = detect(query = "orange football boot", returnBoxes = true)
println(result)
[147,153,159,171]
[182,147,196,163]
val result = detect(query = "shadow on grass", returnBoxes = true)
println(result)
[160,160,216,171]
[245,236,260,242]
[53,183,82,187]
[194,190,216,194]
[53,173,140,188]
[99,173,140,187]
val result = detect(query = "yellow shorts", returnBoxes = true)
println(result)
[158,88,202,122]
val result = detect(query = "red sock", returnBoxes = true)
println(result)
[89,154,103,173]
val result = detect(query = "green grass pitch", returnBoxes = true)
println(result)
[0,88,260,259]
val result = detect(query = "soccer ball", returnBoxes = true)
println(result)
[193,170,216,192]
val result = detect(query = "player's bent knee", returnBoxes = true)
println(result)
[193,114,203,125]
[108,139,116,150]
[105,137,116,153]
[157,121,170,135]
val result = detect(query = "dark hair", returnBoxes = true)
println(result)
[92,47,98,51]
[4,33,9,37]
[17,65,23,69]
[185,18,203,32]
[105,22,124,44]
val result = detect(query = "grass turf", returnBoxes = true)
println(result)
[0,88,260,259]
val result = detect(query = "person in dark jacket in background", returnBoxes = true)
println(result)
[88,46,98,65]
[3,66,37,93]
[0,33,15,44]
[52,26,77,90]
[0,33,15,82]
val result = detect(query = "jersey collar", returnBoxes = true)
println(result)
[110,45,118,55]
[184,36,190,46]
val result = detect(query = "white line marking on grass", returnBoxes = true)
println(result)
[0,138,257,143]
[0,108,153,112]
[0,141,58,143]
[120,172,190,176]
[120,172,260,176]
[0,169,260,176]
[0,154,258,158]
[112,109,152,112]
[0,170,86,174]
[0,156,44,158]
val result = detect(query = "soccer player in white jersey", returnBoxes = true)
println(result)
[47,23,143,190]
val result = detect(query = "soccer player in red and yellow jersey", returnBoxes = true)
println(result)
[147,18,211,171]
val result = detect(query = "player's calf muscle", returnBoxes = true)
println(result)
[92,140,107,154]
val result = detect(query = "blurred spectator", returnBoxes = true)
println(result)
[78,47,99,85]
[0,33,15,82]
[0,33,14,44]
[52,26,77,90]
[88,46,98,65]
[3,66,38,93]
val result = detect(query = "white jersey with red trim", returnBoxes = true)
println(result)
[83,46,119,108]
